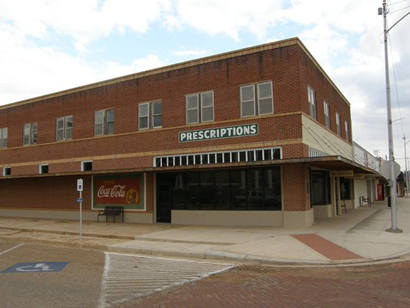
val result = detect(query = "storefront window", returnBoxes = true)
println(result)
[159,167,281,211]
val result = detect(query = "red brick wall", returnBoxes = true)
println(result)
[297,48,352,142]
[0,175,92,210]
[282,164,310,211]
[0,42,351,178]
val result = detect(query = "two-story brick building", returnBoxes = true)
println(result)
[0,37,378,227]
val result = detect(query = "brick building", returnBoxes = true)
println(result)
[0,37,377,227]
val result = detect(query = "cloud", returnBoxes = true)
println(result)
[0,0,171,50]
[0,0,409,165]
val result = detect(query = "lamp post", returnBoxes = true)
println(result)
[404,136,410,197]
[379,0,409,233]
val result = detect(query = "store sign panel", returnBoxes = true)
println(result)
[93,174,145,210]
[179,124,258,143]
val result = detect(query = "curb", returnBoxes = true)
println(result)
[0,226,135,240]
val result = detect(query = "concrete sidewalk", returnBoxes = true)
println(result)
[0,198,409,265]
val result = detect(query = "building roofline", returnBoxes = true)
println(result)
[0,37,350,110]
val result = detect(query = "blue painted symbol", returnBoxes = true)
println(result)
[1,262,68,273]
[77,198,83,203]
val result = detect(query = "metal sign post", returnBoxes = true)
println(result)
[77,178,83,240]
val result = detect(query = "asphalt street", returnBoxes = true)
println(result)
[0,239,105,308]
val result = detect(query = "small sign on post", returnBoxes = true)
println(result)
[77,178,83,192]
[76,178,83,240]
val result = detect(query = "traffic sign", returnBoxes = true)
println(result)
[77,178,83,192]
[77,198,83,203]
[1,262,68,273]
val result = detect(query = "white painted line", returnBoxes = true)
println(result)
[106,251,234,266]
[99,253,110,308]
[0,243,24,256]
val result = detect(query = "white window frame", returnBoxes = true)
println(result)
[307,85,316,119]
[336,112,341,136]
[23,122,38,145]
[3,167,11,176]
[0,127,7,149]
[39,164,49,174]
[56,115,73,141]
[186,93,200,124]
[81,160,93,172]
[240,84,256,117]
[94,108,114,136]
[240,81,273,117]
[323,101,330,128]
[200,91,214,122]
[139,100,162,130]
[151,100,162,128]
[344,120,349,141]
[138,102,150,130]
[186,91,214,124]
[257,81,274,115]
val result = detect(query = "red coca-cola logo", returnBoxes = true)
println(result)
[95,177,141,206]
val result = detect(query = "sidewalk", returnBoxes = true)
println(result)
[0,198,409,265]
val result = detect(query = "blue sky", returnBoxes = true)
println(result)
[0,0,410,166]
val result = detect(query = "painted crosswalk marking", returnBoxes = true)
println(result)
[99,253,235,308]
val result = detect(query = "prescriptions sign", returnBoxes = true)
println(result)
[93,174,145,210]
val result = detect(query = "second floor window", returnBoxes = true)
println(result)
[186,91,214,124]
[345,120,349,141]
[307,85,316,119]
[0,127,7,149]
[139,100,162,130]
[56,116,73,141]
[240,81,273,117]
[336,112,341,136]
[23,122,38,145]
[323,101,330,128]
[94,108,114,136]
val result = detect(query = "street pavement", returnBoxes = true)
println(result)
[0,198,409,265]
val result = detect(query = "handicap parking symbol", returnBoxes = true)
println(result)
[1,262,68,273]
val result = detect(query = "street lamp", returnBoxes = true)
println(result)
[403,136,410,197]
[379,0,409,233]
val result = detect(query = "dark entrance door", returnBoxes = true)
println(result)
[156,173,173,223]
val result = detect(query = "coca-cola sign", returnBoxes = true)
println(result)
[93,174,145,210]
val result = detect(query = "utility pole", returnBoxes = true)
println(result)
[379,0,409,233]
[404,136,409,197]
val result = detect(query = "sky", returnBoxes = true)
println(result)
[0,0,410,168]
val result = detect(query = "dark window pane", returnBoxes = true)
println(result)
[209,153,216,164]
[217,153,223,163]
[264,149,272,160]
[247,150,254,162]
[186,172,200,209]
[230,169,247,210]
[248,169,264,209]
[264,167,282,210]
[256,150,263,161]
[173,173,185,209]
[231,152,238,163]
[181,156,187,165]
[195,154,201,164]
[239,151,246,162]
[188,155,194,165]
[273,148,281,160]
[202,154,208,164]
[215,170,230,209]
[155,158,161,167]
[168,157,174,167]
[224,152,231,163]
[199,171,215,209]
[161,157,167,167]
[175,156,180,166]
